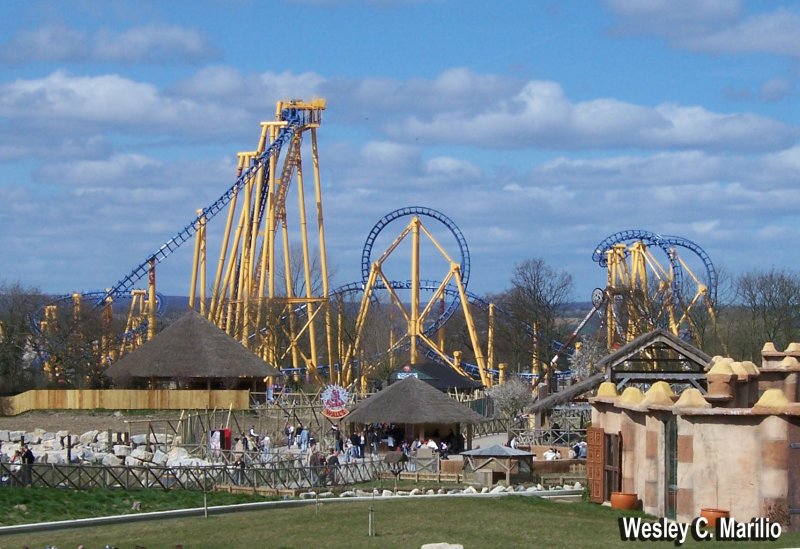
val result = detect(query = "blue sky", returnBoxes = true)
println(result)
[1,0,799,301]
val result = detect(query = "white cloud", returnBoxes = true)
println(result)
[607,1,800,58]
[0,71,250,136]
[760,78,793,102]
[0,24,217,64]
[391,80,795,152]
[0,24,88,62]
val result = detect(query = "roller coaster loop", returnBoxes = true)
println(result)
[360,206,471,333]
[592,229,718,303]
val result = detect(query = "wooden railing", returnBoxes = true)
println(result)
[0,459,388,492]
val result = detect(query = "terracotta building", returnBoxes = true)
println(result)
[588,337,800,531]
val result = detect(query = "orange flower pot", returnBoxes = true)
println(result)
[610,492,639,510]
[700,508,730,528]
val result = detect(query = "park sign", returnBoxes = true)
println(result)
[321,384,349,419]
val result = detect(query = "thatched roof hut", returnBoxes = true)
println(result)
[346,376,485,452]
[106,310,279,389]
[390,362,483,391]
[346,376,485,425]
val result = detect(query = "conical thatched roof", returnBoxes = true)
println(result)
[106,310,279,381]
[345,376,486,425]
[390,362,483,391]
[460,444,535,458]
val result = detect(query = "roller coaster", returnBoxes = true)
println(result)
[32,99,722,393]
[592,229,721,351]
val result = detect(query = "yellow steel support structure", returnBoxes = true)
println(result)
[602,239,720,350]
[197,99,331,382]
[189,210,207,315]
[340,215,490,389]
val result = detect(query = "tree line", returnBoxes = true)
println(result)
[2,263,800,393]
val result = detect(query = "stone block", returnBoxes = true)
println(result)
[0,430,9,442]
[9,431,24,442]
[152,449,168,466]
[79,430,99,445]
[130,447,153,462]
[381,490,393,497]
[102,454,123,467]
[24,432,40,444]
[130,434,148,445]
[113,445,131,458]
[125,456,143,467]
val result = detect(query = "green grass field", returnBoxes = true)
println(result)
[0,489,798,548]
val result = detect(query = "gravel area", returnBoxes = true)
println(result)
[0,410,186,436]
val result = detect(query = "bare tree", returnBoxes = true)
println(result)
[496,258,574,376]
[0,282,47,393]
[731,268,800,360]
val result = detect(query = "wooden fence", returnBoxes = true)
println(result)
[0,459,387,492]
[0,389,251,415]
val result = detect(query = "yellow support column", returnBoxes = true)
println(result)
[410,217,420,365]
[147,260,157,341]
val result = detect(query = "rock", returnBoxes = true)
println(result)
[39,431,55,442]
[396,490,409,496]
[489,485,506,494]
[514,485,526,492]
[43,450,68,465]
[355,489,371,497]
[151,449,168,466]
[0,430,9,442]
[299,492,317,499]
[319,492,334,498]
[42,439,58,450]
[446,489,459,495]
[113,445,131,458]
[526,485,540,492]
[421,544,464,549]
[130,448,153,462]
[480,487,490,494]
[437,488,445,495]
[339,491,356,498]
[9,430,24,442]
[574,482,583,490]
[13,504,28,512]
[463,486,477,494]
[24,432,40,444]
[168,447,189,461]
[56,430,70,442]
[130,434,148,446]
[114,411,123,417]
[409,488,421,496]
[381,490,393,497]
[97,431,111,444]
[125,456,143,467]
[79,430,99,445]
[102,454,123,467]
[536,483,543,491]
[426,489,435,495]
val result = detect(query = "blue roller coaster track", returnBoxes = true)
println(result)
[360,206,471,333]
